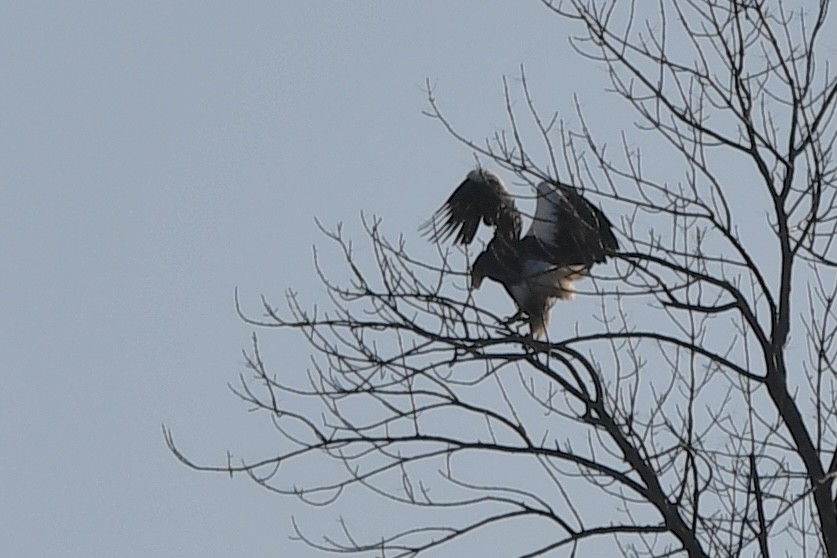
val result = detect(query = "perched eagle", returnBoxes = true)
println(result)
[422,168,618,338]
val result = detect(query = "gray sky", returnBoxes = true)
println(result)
[3,3,638,556]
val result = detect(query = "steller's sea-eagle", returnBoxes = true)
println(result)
[422,168,618,338]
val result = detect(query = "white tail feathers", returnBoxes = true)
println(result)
[551,265,588,300]
[510,264,590,338]
[528,265,589,337]
[529,311,549,339]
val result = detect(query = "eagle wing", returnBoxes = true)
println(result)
[524,181,618,267]
[422,169,522,245]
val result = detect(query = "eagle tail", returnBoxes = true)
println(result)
[529,311,549,339]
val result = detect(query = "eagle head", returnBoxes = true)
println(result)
[470,250,494,290]
[470,269,485,290]
[470,248,504,290]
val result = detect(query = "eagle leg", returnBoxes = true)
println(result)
[500,310,527,326]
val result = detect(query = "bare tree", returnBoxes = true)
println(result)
[166,1,837,556]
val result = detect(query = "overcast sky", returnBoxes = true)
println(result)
[3,3,653,556]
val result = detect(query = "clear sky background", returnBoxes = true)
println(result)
[3,3,646,556]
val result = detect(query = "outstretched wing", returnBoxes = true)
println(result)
[422,169,522,245]
[524,181,618,266]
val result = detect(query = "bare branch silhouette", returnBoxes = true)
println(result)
[168,2,837,556]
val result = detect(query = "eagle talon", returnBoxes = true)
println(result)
[501,311,526,326]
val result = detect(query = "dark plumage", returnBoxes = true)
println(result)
[422,168,618,338]
[424,169,521,244]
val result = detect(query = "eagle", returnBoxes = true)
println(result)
[422,168,618,338]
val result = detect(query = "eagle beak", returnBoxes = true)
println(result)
[470,274,484,290]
